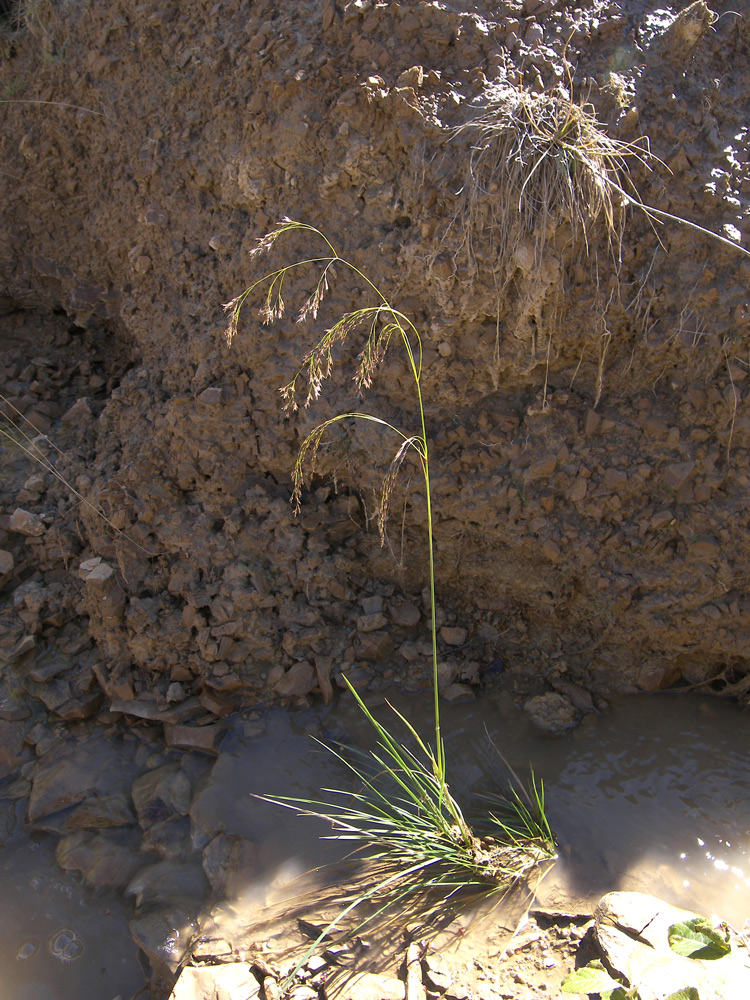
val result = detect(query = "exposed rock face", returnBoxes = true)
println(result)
[1,0,749,711]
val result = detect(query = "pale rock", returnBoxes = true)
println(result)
[442,683,475,704]
[396,65,423,88]
[595,891,750,1000]
[337,973,405,1000]
[524,692,578,734]
[10,508,45,536]
[0,549,14,575]
[274,660,315,698]
[208,233,233,253]
[78,556,103,578]
[84,561,115,585]
[440,626,467,646]
[166,682,187,703]
[290,988,318,1000]
[423,967,452,993]
[357,611,388,633]
[10,634,37,661]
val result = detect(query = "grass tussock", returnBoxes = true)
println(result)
[455,81,750,284]
[453,84,652,283]
[257,682,555,983]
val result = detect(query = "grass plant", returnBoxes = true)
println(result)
[225,220,556,967]
[453,84,644,282]
[455,82,750,279]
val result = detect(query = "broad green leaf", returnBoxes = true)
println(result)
[668,918,731,960]
[601,988,637,1000]
[561,960,625,995]
[664,988,700,1000]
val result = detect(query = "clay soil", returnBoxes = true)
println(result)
[1,0,749,997]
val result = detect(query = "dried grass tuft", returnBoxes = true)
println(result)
[453,84,651,283]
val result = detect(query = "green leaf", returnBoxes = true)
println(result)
[668,918,731,960]
[664,989,700,1000]
[561,960,625,995]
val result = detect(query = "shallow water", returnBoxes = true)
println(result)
[0,834,146,1000]
[369,691,749,924]
[2,690,749,998]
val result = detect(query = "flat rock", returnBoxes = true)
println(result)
[28,655,71,683]
[27,737,138,830]
[165,723,225,755]
[170,963,261,1000]
[0,549,14,574]
[130,906,198,974]
[595,891,750,1000]
[110,695,204,723]
[58,791,136,832]
[126,860,209,911]
[56,828,144,887]
[132,763,192,829]
[202,832,259,895]
[336,973,405,1000]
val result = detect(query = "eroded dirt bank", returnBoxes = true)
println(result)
[1,0,750,714]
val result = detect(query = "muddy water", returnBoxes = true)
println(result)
[0,834,146,1000]
[322,690,750,927]
[3,691,749,998]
